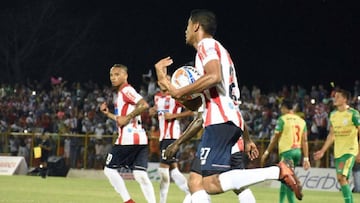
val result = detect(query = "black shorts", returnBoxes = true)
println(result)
[160,139,179,165]
[197,122,242,176]
[105,144,148,171]
[191,151,246,174]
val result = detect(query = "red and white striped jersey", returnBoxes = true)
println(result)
[154,91,183,141]
[114,84,148,145]
[231,137,244,154]
[195,38,244,130]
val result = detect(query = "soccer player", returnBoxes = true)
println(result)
[149,88,192,203]
[155,9,303,202]
[314,89,360,203]
[260,99,310,203]
[164,108,257,203]
[100,64,156,203]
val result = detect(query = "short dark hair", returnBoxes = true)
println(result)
[281,99,293,110]
[112,64,128,72]
[190,9,217,36]
[336,89,351,101]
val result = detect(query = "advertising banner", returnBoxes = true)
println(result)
[270,167,354,191]
[0,156,28,175]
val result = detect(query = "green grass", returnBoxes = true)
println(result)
[0,175,358,203]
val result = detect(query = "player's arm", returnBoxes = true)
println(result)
[164,112,203,158]
[168,59,222,100]
[164,110,193,120]
[100,102,117,120]
[242,124,252,144]
[154,57,173,91]
[260,131,281,167]
[39,142,51,151]
[103,99,149,127]
[148,106,157,117]
[356,125,360,163]
[313,126,335,160]
[242,124,259,160]
[354,110,360,163]
[122,98,149,123]
[302,130,310,170]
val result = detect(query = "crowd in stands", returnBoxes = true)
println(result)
[1,74,359,172]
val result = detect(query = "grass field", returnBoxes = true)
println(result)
[0,175,358,203]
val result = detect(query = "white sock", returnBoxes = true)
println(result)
[103,167,131,202]
[238,188,256,203]
[158,168,170,203]
[133,170,156,203]
[170,168,190,194]
[191,189,211,203]
[219,167,279,191]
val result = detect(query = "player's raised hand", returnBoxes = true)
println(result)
[100,102,109,115]
[155,56,173,70]
[155,57,173,78]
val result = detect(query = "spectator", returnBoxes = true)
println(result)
[63,136,71,166]
[9,135,19,156]
[94,123,105,140]
[0,76,358,173]
[17,137,29,164]
[94,138,106,169]
[241,85,250,101]
[313,103,329,140]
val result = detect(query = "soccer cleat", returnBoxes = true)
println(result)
[124,199,135,203]
[278,160,303,200]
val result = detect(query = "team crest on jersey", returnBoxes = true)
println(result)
[227,102,235,110]
[342,119,349,125]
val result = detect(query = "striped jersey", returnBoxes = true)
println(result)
[154,91,183,141]
[275,113,307,154]
[329,107,360,158]
[231,137,244,154]
[114,84,148,145]
[194,38,244,130]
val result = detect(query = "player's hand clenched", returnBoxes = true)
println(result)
[164,143,179,159]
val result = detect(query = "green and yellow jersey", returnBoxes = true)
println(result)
[275,113,307,154]
[329,107,360,158]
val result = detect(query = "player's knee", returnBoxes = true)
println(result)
[188,173,203,193]
[103,166,116,177]
[158,168,170,182]
[133,170,151,184]
[202,175,222,194]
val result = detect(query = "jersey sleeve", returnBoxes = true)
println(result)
[121,85,143,104]
[352,109,360,126]
[329,110,336,127]
[275,117,284,133]
[197,39,219,65]
[303,123,308,133]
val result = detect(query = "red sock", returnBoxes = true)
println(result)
[124,199,135,203]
